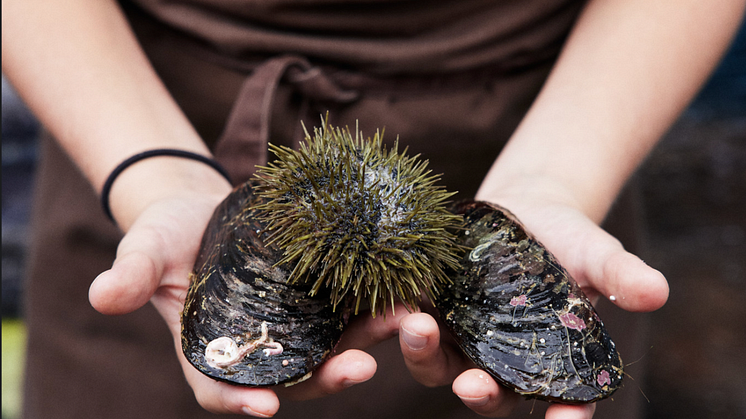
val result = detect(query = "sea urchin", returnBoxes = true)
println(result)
[253,120,463,316]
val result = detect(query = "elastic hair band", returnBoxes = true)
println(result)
[101,149,232,222]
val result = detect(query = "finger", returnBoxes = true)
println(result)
[452,369,518,417]
[576,227,669,312]
[516,207,669,313]
[399,312,470,387]
[88,225,168,315]
[545,402,596,419]
[88,253,161,315]
[335,302,410,351]
[593,248,669,312]
[276,349,377,401]
[178,350,280,417]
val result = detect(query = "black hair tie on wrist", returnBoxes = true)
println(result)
[101,149,233,223]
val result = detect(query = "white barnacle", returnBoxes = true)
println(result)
[469,241,493,262]
[205,337,240,369]
[204,321,280,369]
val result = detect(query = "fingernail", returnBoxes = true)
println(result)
[241,406,273,418]
[342,377,370,388]
[458,395,490,407]
[401,326,428,351]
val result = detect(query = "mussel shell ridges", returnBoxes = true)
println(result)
[181,181,346,386]
[436,201,623,403]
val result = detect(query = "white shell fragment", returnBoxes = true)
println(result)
[205,337,240,368]
[204,321,285,369]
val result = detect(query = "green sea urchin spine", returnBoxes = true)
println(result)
[253,119,463,316]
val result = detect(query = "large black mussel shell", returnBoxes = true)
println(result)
[436,201,623,403]
[181,181,347,386]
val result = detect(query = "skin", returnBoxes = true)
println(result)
[3,0,745,417]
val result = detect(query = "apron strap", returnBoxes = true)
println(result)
[214,55,359,186]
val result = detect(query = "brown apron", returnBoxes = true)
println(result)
[23,1,649,418]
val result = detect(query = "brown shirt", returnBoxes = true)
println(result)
[128,0,584,75]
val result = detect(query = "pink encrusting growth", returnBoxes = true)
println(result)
[596,370,611,387]
[558,312,586,331]
[509,294,527,306]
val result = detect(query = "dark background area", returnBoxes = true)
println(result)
[2,22,745,419]
[639,22,746,419]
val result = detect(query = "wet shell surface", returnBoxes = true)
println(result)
[435,201,623,403]
[180,119,623,400]
[181,181,346,386]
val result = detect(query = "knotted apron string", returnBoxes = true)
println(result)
[214,55,359,186]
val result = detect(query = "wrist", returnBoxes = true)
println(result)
[107,156,233,231]
[101,149,232,222]
[475,169,609,225]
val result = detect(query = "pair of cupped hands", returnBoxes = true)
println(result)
[88,166,669,419]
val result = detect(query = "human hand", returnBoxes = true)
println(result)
[397,178,669,418]
[85,164,410,417]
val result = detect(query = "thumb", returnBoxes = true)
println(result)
[88,226,165,315]
[591,246,669,313]
[574,224,669,313]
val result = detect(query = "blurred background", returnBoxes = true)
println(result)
[638,22,746,419]
[2,22,745,419]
